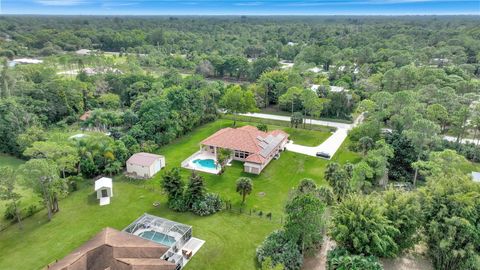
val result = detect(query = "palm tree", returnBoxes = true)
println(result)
[359,136,374,156]
[236,177,253,205]
[217,149,232,174]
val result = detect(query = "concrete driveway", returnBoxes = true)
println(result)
[241,113,364,159]
[286,129,349,158]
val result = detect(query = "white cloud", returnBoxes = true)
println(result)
[101,2,139,7]
[234,2,264,6]
[279,0,460,7]
[35,0,87,6]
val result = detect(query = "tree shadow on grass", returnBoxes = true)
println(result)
[86,192,98,205]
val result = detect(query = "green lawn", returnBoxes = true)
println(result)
[0,154,25,168]
[0,129,109,228]
[283,127,332,146]
[0,119,360,270]
[0,155,42,229]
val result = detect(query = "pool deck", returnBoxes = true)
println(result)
[181,151,221,174]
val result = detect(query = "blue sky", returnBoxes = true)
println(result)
[1,0,479,15]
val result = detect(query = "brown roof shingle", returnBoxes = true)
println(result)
[47,228,175,270]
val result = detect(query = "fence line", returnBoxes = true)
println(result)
[223,200,284,224]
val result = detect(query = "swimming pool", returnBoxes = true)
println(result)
[138,230,177,247]
[192,158,219,170]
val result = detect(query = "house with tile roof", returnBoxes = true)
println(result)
[200,126,289,174]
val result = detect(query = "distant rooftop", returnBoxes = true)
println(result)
[127,152,164,167]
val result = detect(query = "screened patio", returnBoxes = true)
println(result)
[124,213,192,250]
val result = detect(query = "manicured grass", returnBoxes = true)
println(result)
[0,155,42,228]
[0,119,360,270]
[283,127,332,146]
[0,154,24,168]
[227,114,335,133]
[259,106,353,124]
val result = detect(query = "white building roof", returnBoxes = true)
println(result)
[308,67,322,73]
[330,86,346,93]
[13,58,43,64]
[95,177,112,191]
[279,60,294,69]
[127,152,164,167]
[472,172,480,183]
[69,133,88,140]
[76,49,92,55]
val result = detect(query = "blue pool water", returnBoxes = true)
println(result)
[192,158,219,170]
[139,230,177,247]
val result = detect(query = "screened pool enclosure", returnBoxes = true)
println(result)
[124,213,192,250]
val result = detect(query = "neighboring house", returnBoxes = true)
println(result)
[79,110,92,121]
[330,85,346,93]
[311,84,347,93]
[201,125,289,174]
[8,58,43,67]
[12,58,43,64]
[126,152,165,178]
[75,49,93,55]
[279,60,294,69]
[308,67,322,73]
[471,172,480,183]
[45,227,177,270]
[95,177,113,206]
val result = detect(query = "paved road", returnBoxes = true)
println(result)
[241,113,353,129]
[443,135,479,145]
[241,113,364,159]
[382,128,478,145]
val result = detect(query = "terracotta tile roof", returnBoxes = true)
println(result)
[79,110,92,121]
[245,154,265,164]
[202,125,289,164]
[127,152,164,167]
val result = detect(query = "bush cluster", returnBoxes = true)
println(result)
[327,248,383,270]
[192,193,223,216]
[162,169,223,216]
[256,230,303,270]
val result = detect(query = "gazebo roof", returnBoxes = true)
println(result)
[95,177,112,190]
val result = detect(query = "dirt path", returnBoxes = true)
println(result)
[303,236,335,270]
[303,208,335,270]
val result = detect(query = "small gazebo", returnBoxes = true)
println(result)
[95,177,113,206]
